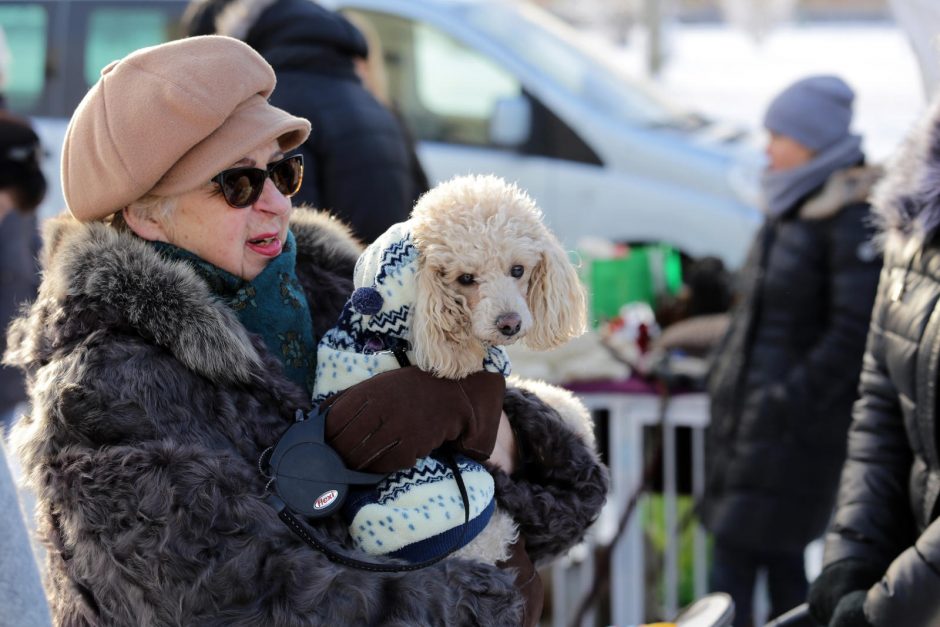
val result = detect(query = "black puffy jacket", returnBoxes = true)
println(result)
[702,165,883,552]
[822,98,940,626]
[208,0,427,244]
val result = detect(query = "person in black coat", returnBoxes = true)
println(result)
[806,88,940,627]
[183,0,428,244]
[701,76,883,627]
[0,112,44,433]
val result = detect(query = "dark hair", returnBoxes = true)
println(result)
[685,256,732,316]
[0,112,46,212]
[181,0,238,37]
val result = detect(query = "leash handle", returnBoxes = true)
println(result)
[268,451,474,572]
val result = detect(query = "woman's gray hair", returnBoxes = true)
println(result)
[110,194,178,232]
[127,194,178,221]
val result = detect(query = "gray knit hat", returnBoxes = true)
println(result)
[763,75,855,152]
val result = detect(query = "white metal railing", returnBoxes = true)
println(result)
[550,390,711,627]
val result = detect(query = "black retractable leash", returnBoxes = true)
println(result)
[262,405,473,572]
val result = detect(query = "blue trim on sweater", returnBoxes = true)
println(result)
[388,497,495,563]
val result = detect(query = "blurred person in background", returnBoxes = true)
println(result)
[0,112,44,435]
[345,10,431,203]
[183,0,428,244]
[0,47,51,627]
[701,75,883,627]
[6,35,607,625]
[806,82,940,627]
[653,256,734,358]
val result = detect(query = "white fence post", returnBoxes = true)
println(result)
[551,391,710,625]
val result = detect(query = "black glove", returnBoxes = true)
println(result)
[830,590,873,627]
[808,559,882,626]
[321,366,505,473]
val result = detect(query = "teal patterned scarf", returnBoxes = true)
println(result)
[150,231,316,395]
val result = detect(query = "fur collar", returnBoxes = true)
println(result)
[798,164,883,221]
[5,208,360,386]
[870,96,940,249]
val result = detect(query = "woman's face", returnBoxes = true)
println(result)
[145,141,293,281]
[765,132,815,172]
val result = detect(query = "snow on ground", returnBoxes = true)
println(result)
[613,20,926,164]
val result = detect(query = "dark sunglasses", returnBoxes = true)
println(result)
[212,154,304,208]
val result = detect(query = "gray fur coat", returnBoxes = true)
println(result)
[5,209,607,626]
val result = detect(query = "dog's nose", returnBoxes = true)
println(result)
[496,312,522,337]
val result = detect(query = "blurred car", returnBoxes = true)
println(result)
[1,0,762,267]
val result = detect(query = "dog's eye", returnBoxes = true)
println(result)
[457,273,476,286]
[510,265,525,279]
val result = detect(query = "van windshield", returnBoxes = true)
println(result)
[461,1,703,130]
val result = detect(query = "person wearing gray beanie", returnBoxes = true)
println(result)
[760,75,867,217]
[702,75,883,627]
[764,75,856,153]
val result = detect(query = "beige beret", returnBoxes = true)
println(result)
[62,35,311,221]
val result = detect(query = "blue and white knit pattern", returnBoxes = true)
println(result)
[342,454,496,561]
[313,222,421,401]
[313,221,510,402]
[312,220,508,562]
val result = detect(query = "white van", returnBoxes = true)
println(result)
[1,0,762,267]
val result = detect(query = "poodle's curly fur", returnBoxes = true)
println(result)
[404,174,588,565]
[410,175,587,379]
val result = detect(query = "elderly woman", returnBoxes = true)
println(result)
[6,36,607,626]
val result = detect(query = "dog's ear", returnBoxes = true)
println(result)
[525,232,587,350]
[412,261,487,379]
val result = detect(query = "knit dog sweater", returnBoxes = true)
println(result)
[313,221,509,562]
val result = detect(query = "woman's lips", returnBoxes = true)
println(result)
[246,233,282,257]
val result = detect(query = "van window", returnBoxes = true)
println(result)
[462,2,697,130]
[348,10,521,148]
[84,7,175,86]
[0,4,48,113]
[346,9,600,165]
[413,25,518,125]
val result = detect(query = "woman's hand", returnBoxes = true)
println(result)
[486,412,518,475]
[321,367,506,473]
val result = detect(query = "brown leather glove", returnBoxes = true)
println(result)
[497,535,544,627]
[321,366,506,473]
